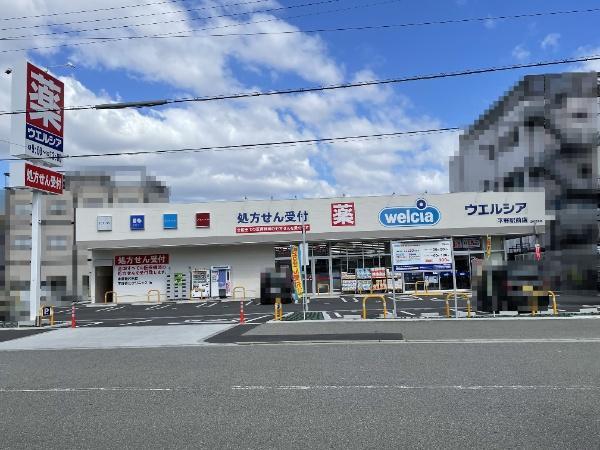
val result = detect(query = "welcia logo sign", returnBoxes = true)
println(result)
[379,199,441,227]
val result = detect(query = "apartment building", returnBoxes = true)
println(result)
[0,167,169,322]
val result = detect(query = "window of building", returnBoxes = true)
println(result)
[48,200,68,215]
[83,275,90,298]
[118,197,140,204]
[83,198,104,208]
[47,236,68,251]
[12,236,31,250]
[14,203,32,216]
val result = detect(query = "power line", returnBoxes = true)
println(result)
[0,0,404,55]
[1,0,347,40]
[0,0,281,33]
[0,0,195,22]
[5,6,597,42]
[0,127,461,162]
[1,53,599,116]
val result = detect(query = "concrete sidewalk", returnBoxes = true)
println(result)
[0,324,233,351]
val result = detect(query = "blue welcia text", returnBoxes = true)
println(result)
[379,199,441,227]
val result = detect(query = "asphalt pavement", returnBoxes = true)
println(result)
[46,293,599,328]
[1,321,599,449]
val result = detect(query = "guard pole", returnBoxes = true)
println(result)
[549,291,557,316]
[29,190,42,322]
[71,302,76,328]
[239,300,245,324]
[450,237,458,318]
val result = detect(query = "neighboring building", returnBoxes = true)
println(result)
[0,167,169,322]
[75,192,547,303]
[450,72,599,293]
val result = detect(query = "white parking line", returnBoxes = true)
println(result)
[206,303,218,308]
[341,298,348,303]
[400,310,416,316]
[245,315,271,323]
[245,301,253,306]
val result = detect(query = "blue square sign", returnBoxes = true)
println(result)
[130,215,145,230]
[163,213,177,230]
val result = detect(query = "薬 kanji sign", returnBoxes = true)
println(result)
[331,202,355,226]
[10,60,65,167]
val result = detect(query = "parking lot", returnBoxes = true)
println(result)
[47,292,600,327]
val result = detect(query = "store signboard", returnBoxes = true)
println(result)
[8,160,64,194]
[163,213,177,230]
[130,215,145,230]
[391,239,452,271]
[331,202,355,226]
[236,209,309,234]
[10,60,65,167]
[379,199,440,228]
[453,237,481,250]
[97,215,112,231]
[195,212,210,228]
[114,253,169,299]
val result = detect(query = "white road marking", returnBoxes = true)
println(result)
[353,297,360,303]
[245,315,271,323]
[206,303,218,308]
[5,384,599,395]
[341,298,348,303]
[332,312,342,318]
[400,310,416,316]
[245,301,253,306]
[231,384,600,391]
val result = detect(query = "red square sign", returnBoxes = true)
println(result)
[331,202,356,226]
[196,212,210,228]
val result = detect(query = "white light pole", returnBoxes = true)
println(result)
[29,191,42,322]
[301,213,308,320]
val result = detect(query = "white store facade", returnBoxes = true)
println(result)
[75,192,547,303]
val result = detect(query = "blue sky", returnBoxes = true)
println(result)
[1,0,599,198]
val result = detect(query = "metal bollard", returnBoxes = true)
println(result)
[71,302,76,328]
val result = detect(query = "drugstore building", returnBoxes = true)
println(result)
[75,192,547,302]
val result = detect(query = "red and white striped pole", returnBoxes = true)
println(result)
[71,302,76,328]
[239,300,245,324]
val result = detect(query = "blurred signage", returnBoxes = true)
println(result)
[391,239,452,271]
[195,212,210,228]
[130,215,145,230]
[163,213,178,230]
[97,215,112,231]
[10,60,65,166]
[453,237,481,250]
[8,160,63,194]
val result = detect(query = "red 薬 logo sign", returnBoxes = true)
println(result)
[331,202,356,226]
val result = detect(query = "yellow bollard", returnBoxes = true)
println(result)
[362,294,387,319]
[444,293,452,318]
[548,291,557,316]
[147,289,161,303]
[232,286,246,300]
[274,297,283,321]
[104,290,117,304]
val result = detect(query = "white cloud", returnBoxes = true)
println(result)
[0,0,457,201]
[541,33,560,51]
[512,44,530,61]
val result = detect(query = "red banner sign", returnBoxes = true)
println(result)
[236,224,310,234]
[115,254,169,265]
[24,162,64,194]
